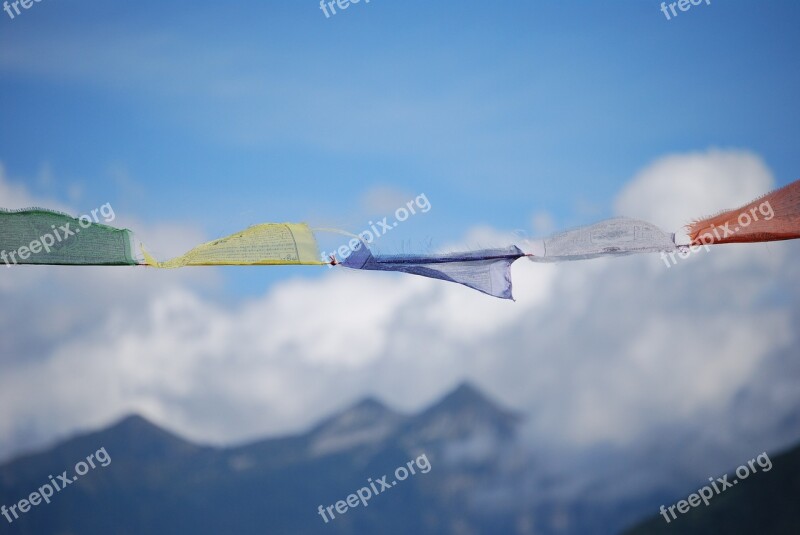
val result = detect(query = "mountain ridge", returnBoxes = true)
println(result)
[0,381,530,535]
[3,382,797,535]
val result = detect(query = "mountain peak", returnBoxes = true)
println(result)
[109,413,155,430]
[429,381,516,417]
[319,394,399,426]
[104,413,175,439]
[407,381,522,443]
[307,395,405,456]
[439,381,491,407]
[90,413,203,460]
[349,396,390,413]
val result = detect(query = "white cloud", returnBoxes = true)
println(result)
[1,150,799,493]
[615,148,774,233]
[0,163,67,211]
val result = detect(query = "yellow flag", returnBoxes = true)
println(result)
[143,223,326,267]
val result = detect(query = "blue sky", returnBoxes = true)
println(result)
[2,1,799,280]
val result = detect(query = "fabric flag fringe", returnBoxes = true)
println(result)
[686,179,800,246]
[142,223,326,267]
[525,217,677,263]
[341,243,525,299]
[0,208,136,266]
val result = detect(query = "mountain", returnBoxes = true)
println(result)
[2,383,798,535]
[0,382,528,535]
[622,442,800,534]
